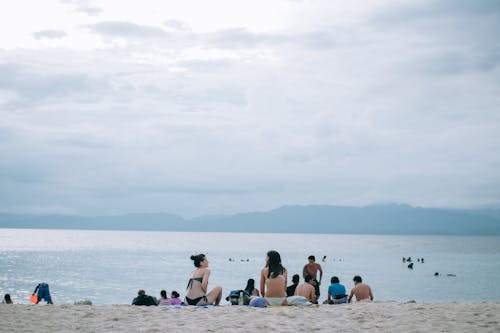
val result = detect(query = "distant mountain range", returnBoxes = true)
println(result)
[1,204,500,235]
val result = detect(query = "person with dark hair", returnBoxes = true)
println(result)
[348,275,373,302]
[185,253,222,305]
[260,250,288,306]
[303,255,323,299]
[170,291,183,305]
[294,274,316,303]
[241,278,260,305]
[244,278,260,297]
[158,290,171,306]
[327,276,347,304]
[33,283,53,304]
[132,289,157,306]
[2,294,13,304]
[286,274,300,297]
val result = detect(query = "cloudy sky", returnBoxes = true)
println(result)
[1,0,499,217]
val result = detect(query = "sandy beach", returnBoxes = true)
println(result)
[1,302,499,332]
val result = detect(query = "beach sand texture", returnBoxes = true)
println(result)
[1,302,499,332]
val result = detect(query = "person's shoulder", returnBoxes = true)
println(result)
[195,267,209,274]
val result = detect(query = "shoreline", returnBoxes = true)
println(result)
[1,301,499,332]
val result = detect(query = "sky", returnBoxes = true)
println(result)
[1,0,499,218]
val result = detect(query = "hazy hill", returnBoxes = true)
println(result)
[1,204,499,235]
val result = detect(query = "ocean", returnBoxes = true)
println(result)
[1,229,499,304]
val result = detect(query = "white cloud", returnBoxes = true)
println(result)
[0,0,499,217]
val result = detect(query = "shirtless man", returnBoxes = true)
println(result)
[303,255,323,298]
[294,274,317,303]
[348,275,373,302]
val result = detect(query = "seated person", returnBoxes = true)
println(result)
[244,278,260,297]
[243,278,260,305]
[260,250,288,306]
[170,291,183,305]
[294,274,317,303]
[327,276,347,304]
[132,289,157,306]
[348,275,373,302]
[185,254,222,305]
[286,274,300,297]
[2,294,13,304]
[158,290,171,306]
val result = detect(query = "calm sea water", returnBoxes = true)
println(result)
[1,229,499,304]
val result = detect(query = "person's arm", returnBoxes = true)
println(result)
[318,265,323,284]
[327,288,332,301]
[260,268,266,297]
[33,284,39,294]
[369,286,374,301]
[201,269,210,293]
[348,289,354,303]
[302,265,307,279]
[283,270,288,295]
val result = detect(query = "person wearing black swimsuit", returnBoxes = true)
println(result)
[185,254,222,305]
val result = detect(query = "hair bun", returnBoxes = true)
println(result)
[190,255,196,261]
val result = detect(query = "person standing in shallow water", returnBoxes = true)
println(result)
[260,250,288,306]
[185,254,222,305]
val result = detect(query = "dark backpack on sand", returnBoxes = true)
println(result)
[226,290,249,305]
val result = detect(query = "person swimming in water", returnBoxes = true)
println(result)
[185,254,222,306]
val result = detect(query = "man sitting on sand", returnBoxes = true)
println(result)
[348,275,373,303]
[294,275,317,303]
[327,276,347,304]
[132,290,157,306]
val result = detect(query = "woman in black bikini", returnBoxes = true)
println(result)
[185,254,222,305]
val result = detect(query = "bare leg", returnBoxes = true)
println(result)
[206,286,222,305]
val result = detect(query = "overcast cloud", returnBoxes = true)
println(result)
[0,0,499,217]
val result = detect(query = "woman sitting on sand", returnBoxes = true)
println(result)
[185,254,222,306]
[260,250,288,306]
[244,278,260,297]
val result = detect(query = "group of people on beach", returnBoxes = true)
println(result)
[2,250,373,306]
[136,250,373,307]
[1,282,54,305]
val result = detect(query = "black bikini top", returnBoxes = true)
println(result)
[186,276,203,290]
